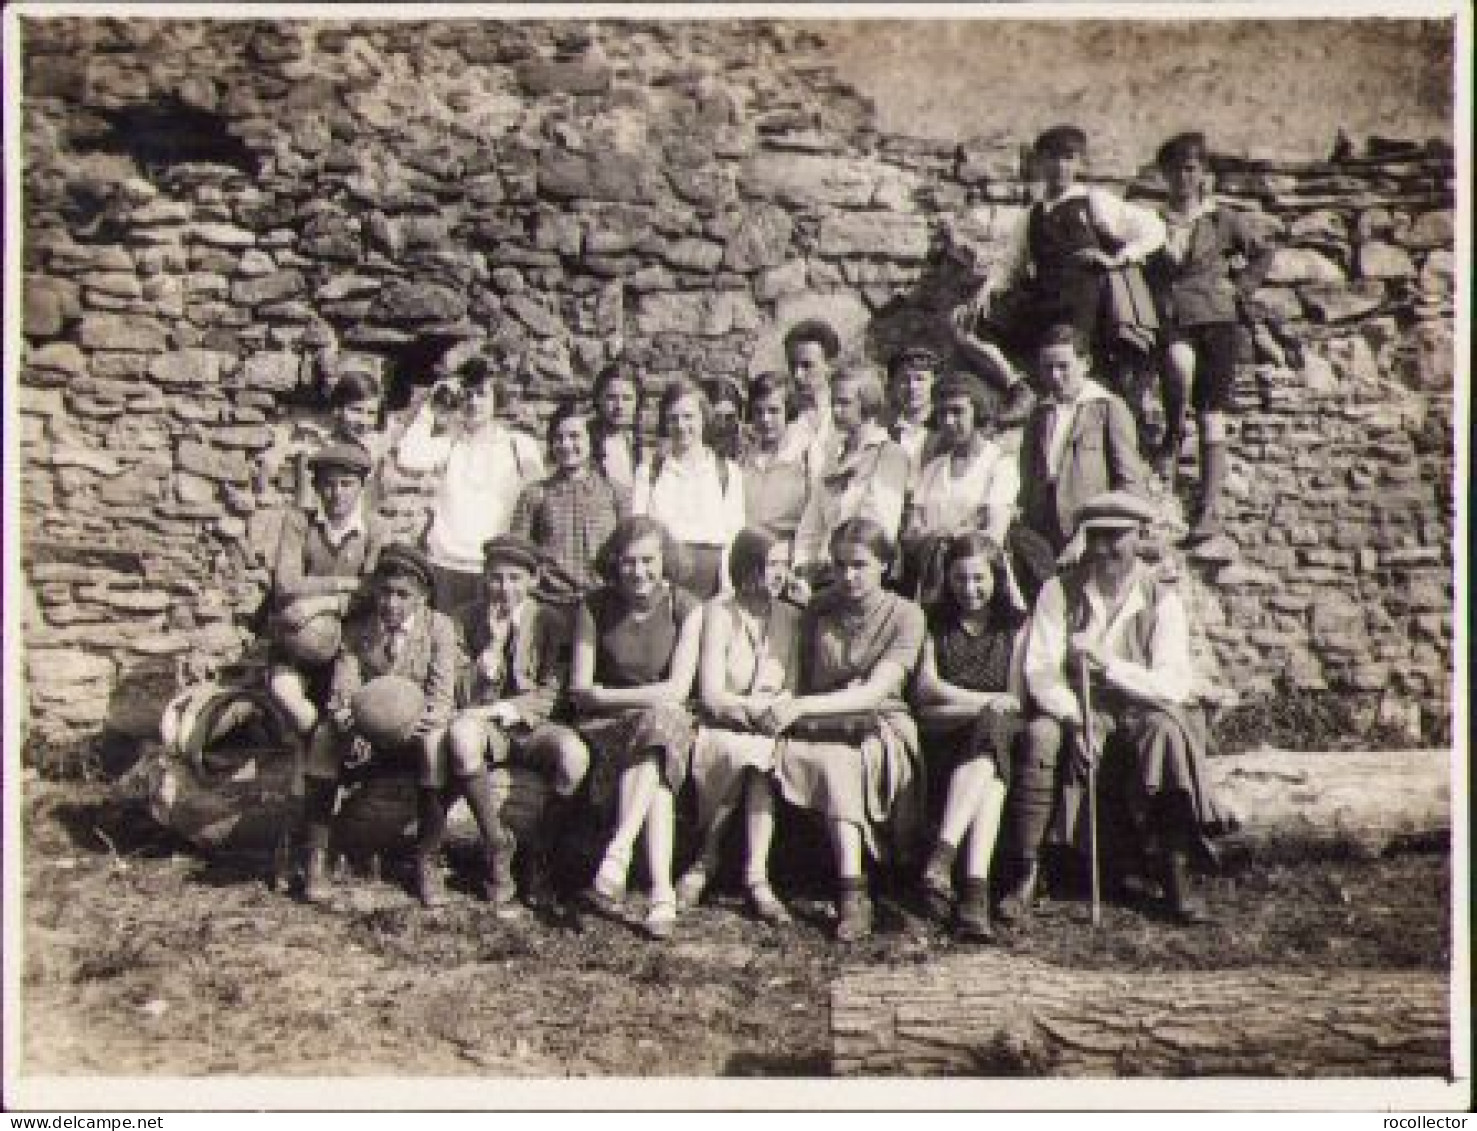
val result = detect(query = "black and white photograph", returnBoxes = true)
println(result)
[1,1,1468,1112]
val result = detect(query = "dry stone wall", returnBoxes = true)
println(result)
[15,18,1455,745]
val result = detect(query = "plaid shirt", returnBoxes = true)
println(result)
[510,469,630,604]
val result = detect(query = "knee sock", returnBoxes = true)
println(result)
[458,768,511,857]
[415,786,449,862]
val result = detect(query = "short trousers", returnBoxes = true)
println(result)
[1164,321,1240,414]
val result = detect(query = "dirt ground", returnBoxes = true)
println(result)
[16,775,1451,1079]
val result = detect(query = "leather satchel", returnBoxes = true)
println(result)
[786,711,879,744]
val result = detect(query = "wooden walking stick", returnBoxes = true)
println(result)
[1078,653,1103,928]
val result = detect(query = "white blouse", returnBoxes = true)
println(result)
[631,447,745,549]
[913,439,1019,547]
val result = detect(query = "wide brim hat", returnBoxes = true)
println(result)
[482,534,541,574]
[373,544,433,590]
[307,441,372,478]
[1074,489,1159,536]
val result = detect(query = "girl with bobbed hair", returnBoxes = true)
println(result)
[571,516,703,940]
[912,532,1030,942]
[591,360,647,491]
[767,517,928,942]
[680,526,803,924]
[740,370,813,547]
[509,397,630,606]
[792,368,911,584]
[899,372,1023,603]
[632,378,746,600]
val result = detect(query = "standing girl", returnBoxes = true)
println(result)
[632,379,746,601]
[394,357,544,613]
[590,360,646,492]
[509,398,630,607]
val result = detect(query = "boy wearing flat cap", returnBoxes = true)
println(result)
[446,535,590,911]
[266,441,386,779]
[1018,490,1234,925]
[962,125,1165,408]
[293,544,470,907]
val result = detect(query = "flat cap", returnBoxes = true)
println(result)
[482,534,541,574]
[889,344,942,372]
[1074,489,1159,535]
[373,543,433,590]
[307,441,372,477]
[1033,124,1088,157]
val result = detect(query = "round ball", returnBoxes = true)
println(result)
[279,610,343,666]
[350,675,425,748]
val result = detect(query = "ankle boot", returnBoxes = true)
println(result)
[412,787,449,908]
[955,880,995,942]
[1162,847,1208,925]
[996,859,1039,925]
[458,770,518,907]
[835,881,873,942]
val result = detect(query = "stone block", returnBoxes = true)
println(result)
[504,294,562,338]
[149,348,231,388]
[1245,286,1302,322]
[1418,250,1453,297]
[668,164,734,207]
[50,445,123,476]
[78,314,168,352]
[26,648,115,688]
[192,222,256,248]
[819,212,930,261]
[369,280,468,323]
[1301,282,1385,323]
[1265,247,1345,285]
[533,212,583,257]
[1356,242,1416,280]
[635,291,761,337]
[538,151,662,205]
[1402,210,1453,250]
[231,270,305,306]
[755,259,809,303]
[722,204,794,272]
[516,56,612,96]
[26,342,87,378]
[659,237,724,273]
[740,154,877,208]
[1288,210,1347,244]
[178,440,251,484]
[131,200,192,226]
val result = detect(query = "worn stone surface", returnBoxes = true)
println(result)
[13,19,1457,744]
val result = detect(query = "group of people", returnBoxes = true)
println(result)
[261,125,1258,944]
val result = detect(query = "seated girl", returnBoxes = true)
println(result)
[571,517,704,940]
[912,533,1029,942]
[680,527,802,926]
[767,518,927,942]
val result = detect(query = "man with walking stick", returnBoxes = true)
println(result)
[1021,489,1235,925]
